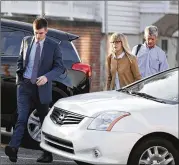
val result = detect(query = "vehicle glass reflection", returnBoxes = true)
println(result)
[125,70,178,102]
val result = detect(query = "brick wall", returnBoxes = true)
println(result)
[2,16,102,92]
[48,19,102,92]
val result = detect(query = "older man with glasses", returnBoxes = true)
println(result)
[132,25,169,78]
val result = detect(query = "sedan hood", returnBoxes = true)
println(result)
[54,90,165,117]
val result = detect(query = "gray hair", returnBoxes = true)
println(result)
[144,25,158,37]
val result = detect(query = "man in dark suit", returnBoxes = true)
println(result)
[5,17,66,163]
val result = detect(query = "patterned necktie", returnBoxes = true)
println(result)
[30,41,41,84]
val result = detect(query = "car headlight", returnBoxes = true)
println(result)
[88,111,130,131]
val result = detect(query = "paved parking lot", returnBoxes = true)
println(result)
[1,134,77,165]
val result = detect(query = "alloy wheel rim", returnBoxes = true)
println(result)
[139,146,175,165]
[27,109,41,142]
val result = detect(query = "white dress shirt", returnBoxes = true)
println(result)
[112,52,125,90]
[24,38,45,79]
[132,43,169,78]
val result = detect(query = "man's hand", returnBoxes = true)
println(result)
[36,76,48,86]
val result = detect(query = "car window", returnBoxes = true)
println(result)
[48,37,80,63]
[1,27,26,56]
[59,40,80,63]
[126,70,178,102]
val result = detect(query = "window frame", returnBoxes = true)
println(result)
[58,40,81,63]
[161,39,168,54]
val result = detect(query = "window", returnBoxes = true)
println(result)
[59,40,80,63]
[125,69,178,102]
[1,27,26,56]
[161,39,168,53]
[48,37,80,64]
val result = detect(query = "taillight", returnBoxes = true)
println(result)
[72,63,92,77]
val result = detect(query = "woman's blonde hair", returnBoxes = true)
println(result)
[110,33,133,56]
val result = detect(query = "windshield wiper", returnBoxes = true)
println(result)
[119,89,176,104]
[118,88,131,94]
[130,91,167,103]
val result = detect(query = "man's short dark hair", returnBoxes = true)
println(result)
[33,17,48,29]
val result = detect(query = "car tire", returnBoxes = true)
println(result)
[75,161,94,165]
[128,137,179,165]
[21,89,69,149]
[21,108,41,149]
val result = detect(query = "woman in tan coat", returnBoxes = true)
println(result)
[106,33,141,90]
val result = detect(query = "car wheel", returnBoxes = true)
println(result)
[128,137,179,165]
[75,161,94,165]
[22,108,42,149]
[22,89,69,149]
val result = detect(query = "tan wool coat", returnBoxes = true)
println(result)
[106,53,141,90]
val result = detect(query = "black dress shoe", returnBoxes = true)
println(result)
[37,151,53,163]
[5,146,18,163]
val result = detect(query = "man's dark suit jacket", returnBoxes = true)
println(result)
[16,36,66,104]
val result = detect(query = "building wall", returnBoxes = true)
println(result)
[126,35,141,49]
[1,1,101,22]
[140,13,165,32]
[169,1,178,13]
[48,20,102,92]
[167,37,178,68]
[1,1,42,15]
[158,36,178,68]
[105,1,140,34]
[99,35,106,90]
[140,1,168,13]
[2,1,177,31]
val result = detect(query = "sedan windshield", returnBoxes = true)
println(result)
[120,69,178,103]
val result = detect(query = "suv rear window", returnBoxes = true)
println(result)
[59,40,80,63]
[1,26,80,64]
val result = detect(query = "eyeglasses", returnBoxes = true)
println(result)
[110,40,122,44]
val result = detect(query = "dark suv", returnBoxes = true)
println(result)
[1,19,92,148]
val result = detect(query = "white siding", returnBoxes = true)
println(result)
[1,1,41,15]
[106,1,140,34]
[1,1,101,21]
[140,1,168,13]
[168,1,178,14]
[140,1,178,14]
[126,35,141,49]
[140,13,165,32]
[72,1,101,21]
[45,1,71,18]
